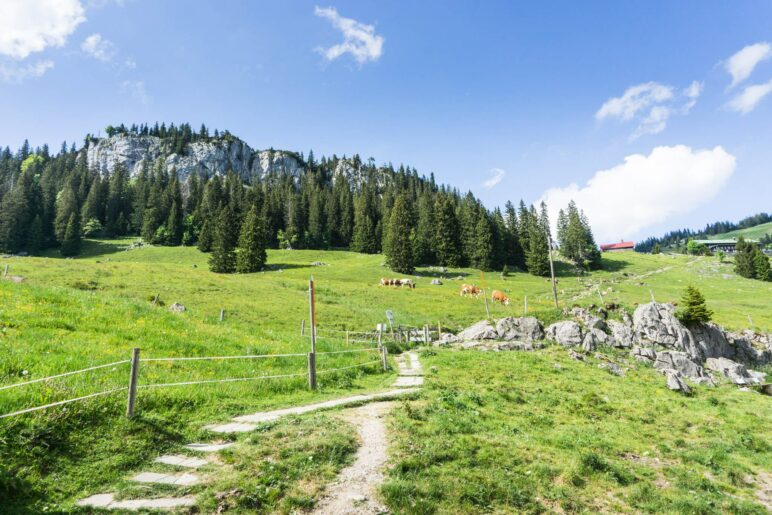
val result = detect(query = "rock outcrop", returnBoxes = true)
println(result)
[457,320,498,341]
[86,134,303,184]
[545,321,583,347]
[654,351,714,385]
[608,320,635,348]
[705,357,766,385]
[495,317,543,342]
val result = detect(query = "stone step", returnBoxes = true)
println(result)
[77,493,196,510]
[131,471,199,486]
[184,442,233,452]
[154,454,208,468]
[394,376,424,387]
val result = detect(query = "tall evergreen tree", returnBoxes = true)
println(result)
[60,213,81,257]
[351,189,379,254]
[471,211,494,271]
[236,205,268,273]
[525,205,550,276]
[433,195,463,267]
[384,193,416,274]
[734,237,756,279]
[209,206,239,273]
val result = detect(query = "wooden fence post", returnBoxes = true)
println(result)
[346,330,349,345]
[377,328,383,348]
[596,284,604,306]
[437,321,442,340]
[424,325,430,344]
[219,309,225,322]
[301,319,305,336]
[152,293,160,306]
[524,296,528,315]
[309,278,317,354]
[307,352,317,390]
[126,348,140,418]
[3,264,8,278]
[381,346,388,371]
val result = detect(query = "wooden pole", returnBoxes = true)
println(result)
[152,293,159,306]
[219,309,225,322]
[301,319,305,336]
[126,348,140,418]
[649,289,656,303]
[424,324,430,344]
[748,315,754,327]
[346,330,349,345]
[524,295,528,315]
[3,264,8,278]
[596,284,604,306]
[307,352,317,390]
[547,233,559,309]
[309,278,316,354]
[381,346,388,371]
[437,321,442,340]
[480,271,491,319]
[377,327,383,348]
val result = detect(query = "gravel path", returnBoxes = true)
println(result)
[312,402,394,515]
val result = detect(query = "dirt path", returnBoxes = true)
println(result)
[312,401,394,515]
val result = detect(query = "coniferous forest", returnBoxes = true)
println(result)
[0,125,603,276]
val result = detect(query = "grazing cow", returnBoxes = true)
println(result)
[491,290,510,306]
[399,279,416,289]
[380,278,389,286]
[460,284,482,297]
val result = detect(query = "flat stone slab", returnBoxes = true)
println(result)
[184,442,233,452]
[77,493,196,510]
[131,472,199,486]
[394,376,424,387]
[154,455,208,468]
[206,422,258,434]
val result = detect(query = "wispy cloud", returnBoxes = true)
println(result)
[0,59,54,83]
[596,80,702,140]
[0,0,86,60]
[483,168,505,190]
[121,79,149,105]
[539,145,736,242]
[724,42,772,88]
[81,33,116,61]
[314,6,384,64]
[726,79,772,114]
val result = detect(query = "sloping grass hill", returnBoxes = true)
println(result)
[707,221,772,241]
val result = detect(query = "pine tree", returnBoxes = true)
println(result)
[54,184,79,243]
[471,212,494,271]
[197,219,214,252]
[60,213,81,257]
[165,176,183,245]
[734,237,756,279]
[676,285,713,325]
[351,190,379,254]
[752,246,770,281]
[652,243,661,254]
[384,194,416,274]
[209,206,239,273]
[525,205,550,276]
[433,195,463,267]
[413,192,435,265]
[236,205,268,273]
[26,215,43,255]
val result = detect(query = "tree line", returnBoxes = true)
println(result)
[0,131,602,276]
[636,211,771,252]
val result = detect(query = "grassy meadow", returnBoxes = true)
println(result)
[0,238,771,512]
[707,221,772,241]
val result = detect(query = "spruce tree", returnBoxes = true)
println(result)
[384,194,416,274]
[525,205,550,276]
[60,213,81,257]
[351,190,378,254]
[752,246,770,281]
[209,206,239,273]
[471,212,494,271]
[433,195,463,267]
[236,205,267,273]
[197,219,214,252]
[734,237,756,279]
[54,184,79,243]
[676,285,713,325]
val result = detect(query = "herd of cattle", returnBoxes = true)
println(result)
[380,278,510,305]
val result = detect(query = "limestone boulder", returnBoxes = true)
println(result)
[495,317,543,342]
[705,357,766,385]
[545,321,583,347]
[457,320,499,341]
[654,351,713,385]
[608,320,635,348]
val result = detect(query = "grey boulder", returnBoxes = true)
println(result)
[705,357,766,385]
[608,320,635,348]
[664,369,692,394]
[654,351,714,385]
[545,321,583,347]
[495,317,543,342]
[457,320,499,341]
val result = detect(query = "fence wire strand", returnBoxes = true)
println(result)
[0,387,128,419]
[0,360,131,391]
[141,353,306,363]
[137,372,307,389]
[317,360,381,374]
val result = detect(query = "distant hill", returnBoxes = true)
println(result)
[636,212,771,252]
[706,220,772,241]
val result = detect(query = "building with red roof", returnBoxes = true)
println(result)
[600,241,635,252]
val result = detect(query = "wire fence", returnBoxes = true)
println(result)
[0,345,387,420]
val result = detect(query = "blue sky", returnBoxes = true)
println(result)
[1,0,771,242]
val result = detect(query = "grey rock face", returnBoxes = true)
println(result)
[705,357,766,385]
[545,321,583,347]
[608,320,635,348]
[633,302,692,350]
[693,324,771,366]
[664,369,691,394]
[495,317,543,342]
[86,134,303,185]
[632,346,657,362]
[457,320,499,341]
[654,351,713,385]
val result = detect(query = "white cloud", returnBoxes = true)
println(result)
[81,33,116,61]
[725,42,772,88]
[0,0,85,60]
[124,58,136,69]
[121,80,149,104]
[314,6,384,64]
[596,82,674,121]
[597,81,702,140]
[538,145,736,242]
[0,60,54,83]
[483,168,505,190]
[726,80,772,114]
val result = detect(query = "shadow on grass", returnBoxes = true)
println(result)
[39,239,133,260]
[552,258,631,277]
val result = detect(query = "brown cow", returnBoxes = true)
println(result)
[491,290,510,306]
[380,278,390,286]
[460,284,482,297]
